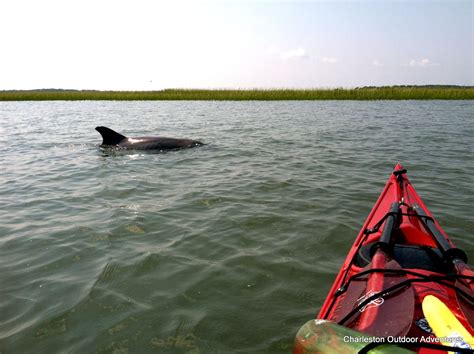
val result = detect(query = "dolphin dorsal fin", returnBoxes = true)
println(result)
[95,126,127,145]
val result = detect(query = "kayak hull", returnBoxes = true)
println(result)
[307,164,473,353]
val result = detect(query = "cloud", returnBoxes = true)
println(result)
[372,59,384,67]
[321,57,338,64]
[408,58,439,67]
[280,47,308,60]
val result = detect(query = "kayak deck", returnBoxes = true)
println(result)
[315,164,473,353]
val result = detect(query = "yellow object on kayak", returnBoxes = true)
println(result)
[422,295,474,349]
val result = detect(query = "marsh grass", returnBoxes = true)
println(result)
[1,87,473,101]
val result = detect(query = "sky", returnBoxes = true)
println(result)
[0,0,472,90]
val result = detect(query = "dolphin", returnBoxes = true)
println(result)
[95,126,204,150]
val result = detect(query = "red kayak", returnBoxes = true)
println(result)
[294,164,473,353]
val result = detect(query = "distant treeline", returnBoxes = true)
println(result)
[1,86,473,101]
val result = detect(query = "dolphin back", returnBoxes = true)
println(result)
[95,126,127,145]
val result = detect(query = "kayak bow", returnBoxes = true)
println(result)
[295,164,474,354]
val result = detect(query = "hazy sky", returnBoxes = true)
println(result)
[1,0,472,89]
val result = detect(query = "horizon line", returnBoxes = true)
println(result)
[2,85,474,92]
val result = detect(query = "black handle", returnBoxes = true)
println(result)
[412,203,468,264]
[370,202,400,258]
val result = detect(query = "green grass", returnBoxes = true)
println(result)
[1,86,473,101]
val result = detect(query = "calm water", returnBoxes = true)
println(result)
[1,101,473,353]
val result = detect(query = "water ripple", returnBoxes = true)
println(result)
[0,100,472,353]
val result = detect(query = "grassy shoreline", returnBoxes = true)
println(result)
[1,87,473,101]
